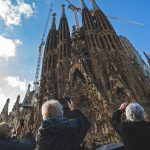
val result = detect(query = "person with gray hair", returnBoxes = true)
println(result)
[41,100,63,120]
[125,102,144,121]
[111,102,150,150]
[37,99,90,150]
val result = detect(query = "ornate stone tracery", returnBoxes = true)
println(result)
[1,0,150,149]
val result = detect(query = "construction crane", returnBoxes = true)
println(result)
[65,0,81,29]
[65,0,143,27]
[34,4,53,90]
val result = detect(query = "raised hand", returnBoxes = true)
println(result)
[119,102,129,112]
[67,100,77,111]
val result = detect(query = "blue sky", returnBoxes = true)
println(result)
[0,0,150,112]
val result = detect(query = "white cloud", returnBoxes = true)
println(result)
[0,35,22,60]
[5,76,29,91]
[0,0,35,26]
[0,75,33,112]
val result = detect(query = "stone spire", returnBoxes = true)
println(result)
[58,4,70,58]
[91,0,114,32]
[11,95,20,124]
[80,0,96,30]
[22,84,31,106]
[40,13,57,87]
[1,98,10,122]
[81,0,87,9]
[80,0,100,50]
[26,84,31,96]
[12,95,20,112]
[39,12,58,101]
[91,0,100,11]
[90,0,150,101]
[51,12,56,30]
[46,12,58,99]
[61,4,66,18]
[56,4,71,97]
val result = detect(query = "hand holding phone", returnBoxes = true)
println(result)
[67,100,76,111]
[67,98,71,104]
[20,118,24,127]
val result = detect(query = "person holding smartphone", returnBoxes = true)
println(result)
[37,99,90,150]
[111,102,150,150]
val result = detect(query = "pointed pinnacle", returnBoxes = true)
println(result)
[6,98,10,103]
[51,12,56,29]
[61,4,66,17]
[91,0,100,11]
[81,0,87,9]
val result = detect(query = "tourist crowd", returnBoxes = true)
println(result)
[0,99,150,150]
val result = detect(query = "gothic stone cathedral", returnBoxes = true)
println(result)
[1,0,150,148]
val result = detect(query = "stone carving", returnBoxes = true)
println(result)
[1,0,150,149]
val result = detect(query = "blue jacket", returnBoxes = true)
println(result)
[0,131,36,150]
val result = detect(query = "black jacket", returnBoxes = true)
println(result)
[111,110,150,150]
[0,131,36,150]
[37,110,90,150]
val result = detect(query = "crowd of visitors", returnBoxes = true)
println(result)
[0,99,150,150]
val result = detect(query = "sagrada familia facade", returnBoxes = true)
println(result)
[1,0,150,148]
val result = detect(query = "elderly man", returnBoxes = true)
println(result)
[37,99,90,150]
[111,102,150,150]
[0,122,36,150]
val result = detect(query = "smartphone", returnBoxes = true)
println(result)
[66,97,71,104]
[20,118,24,127]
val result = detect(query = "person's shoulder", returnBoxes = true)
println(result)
[0,138,18,149]
[120,120,150,131]
[143,120,150,125]
[119,121,133,130]
[140,120,150,127]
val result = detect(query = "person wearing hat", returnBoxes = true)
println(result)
[111,102,150,150]
[0,122,36,150]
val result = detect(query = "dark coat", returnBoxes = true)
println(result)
[37,110,90,150]
[111,110,150,150]
[0,131,36,150]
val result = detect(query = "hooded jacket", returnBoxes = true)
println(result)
[37,110,90,150]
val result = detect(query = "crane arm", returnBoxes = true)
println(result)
[41,4,53,44]
[65,0,80,28]
[65,2,143,27]
[107,15,143,26]
[66,0,81,11]
[34,43,44,85]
